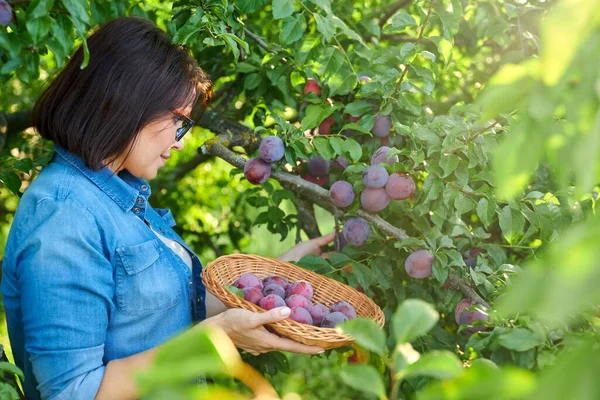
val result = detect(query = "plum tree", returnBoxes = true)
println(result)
[285,294,312,309]
[289,306,313,325]
[330,301,357,319]
[307,156,330,177]
[320,311,348,328]
[234,273,263,290]
[404,249,434,279]
[309,303,329,326]
[360,188,390,213]
[301,173,329,187]
[371,146,399,166]
[329,181,355,208]
[385,173,416,200]
[303,78,321,95]
[263,283,286,299]
[242,287,264,305]
[362,165,389,189]
[0,0,11,27]
[259,294,286,310]
[457,302,490,334]
[286,280,314,299]
[342,217,370,246]
[372,115,391,137]
[454,298,474,324]
[318,116,335,135]
[332,156,349,169]
[244,158,271,185]
[258,136,284,163]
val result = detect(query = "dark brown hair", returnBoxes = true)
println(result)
[33,16,211,170]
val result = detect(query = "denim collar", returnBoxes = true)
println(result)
[52,144,151,212]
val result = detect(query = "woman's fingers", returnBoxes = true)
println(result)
[248,307,291,327]
[311,231,336,246]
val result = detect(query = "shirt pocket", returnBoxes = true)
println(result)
[115,239,183,315]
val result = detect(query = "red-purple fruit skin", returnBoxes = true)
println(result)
[371,146,399,166]
[404,249,434,279]
[330,181,355,208]
[372,115,391,137]
[0,0,12,27]
[330,301,357,319]
[304,78,321,95]
[243,287,264,305]
[234,273,264,290]
[309,303,329,326]
[319,117,335,135]
[263,283,286,299]
[289,306,314,325]
[321,311,348,328]
[385,173,415,200]
[259,136,285,163]
[262,275,288,288]
[244,158,271,184]
[455,298,473,324]
[259,294,286,310]
[285,294,312,309]
[307,156,330,177]
[342,217,370,246]
[362,165,390,189]
[286,280,314,299]
[302,173,329,187]
[360,188,391,213]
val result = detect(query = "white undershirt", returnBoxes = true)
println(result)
[149,225,193,270]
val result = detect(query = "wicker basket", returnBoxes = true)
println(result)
[201,254,385,350]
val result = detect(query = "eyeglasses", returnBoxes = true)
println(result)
[172,112,195,141]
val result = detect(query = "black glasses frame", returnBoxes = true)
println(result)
[173,113,195,141]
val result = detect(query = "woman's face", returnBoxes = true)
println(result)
[107,107,192,180]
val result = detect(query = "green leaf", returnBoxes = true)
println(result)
[498,206,525,245]
[317,47,345,78]
[28,0,55,19]
[0,383,20,400]
[338,318,387,356]
[301,104,338,129]
[313,136,335,159]
[237,0,269,13]
[383,10,416,33]
[13,158,33,173]
[0,172,22,196]
[344,101,373,117]
[296,254,333,273]
[343,139,363,162]
[0,362,24,381]
[403,351,463,380]
[314,13,335,41]
[329,14,366,46]
[393,299,439,344]
[340,364,386,399]
[497,328,544,352]
[280,14,306,45]
[476,198,496,229]
[272,0,295,19]
[440,154,459,178]
[225,285,245,299]
[308,0,332,13]
[328,67,357,96]
[26,16,52,44]
[60,0,91,25]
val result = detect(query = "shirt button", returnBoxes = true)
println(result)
[141,184,149,191]
[133,208,140,214]
[136,197,144,204]
[189,280,193,286]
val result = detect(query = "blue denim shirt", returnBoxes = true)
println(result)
[1,145,207,399]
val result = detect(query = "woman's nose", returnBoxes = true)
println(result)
[172,136,185,151]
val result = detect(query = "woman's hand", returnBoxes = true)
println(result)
[277,231,336,263]
[199,307,325,355]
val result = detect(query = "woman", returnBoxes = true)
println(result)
[1,16,333,400]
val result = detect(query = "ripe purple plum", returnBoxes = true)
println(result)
[360,188,390,213]
[372,115,391,137]
[309,303,329,326]
[243,287,264,305]
[244,158,271,185]
[289,306,314,325]
[286,280,314,300]
[263,283,286,299]
[234,273,263,290]
[371,146,399,167]
[259,294,286,310]
[262,275,288,288]
[454,299,474,324]
[259,136,285,163]
[457,303,490,334]
[307,156,330,177]
[332,156,349,169]
[335,231,349,251]
[321,311,348,328]
[362,165,389,189]
[319,117,335,135]
[330,301,357,319]
[405,249,434,279]
[303,78,321,95]
[342,217,370,246]
[385,173,415,200]
[286,294,312,309]
[330,181,355,208]
[0,0,12,27]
